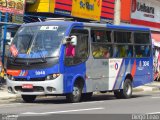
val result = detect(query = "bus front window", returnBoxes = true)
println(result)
[10,25,68,59]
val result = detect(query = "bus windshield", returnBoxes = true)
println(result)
[9,25,68,59]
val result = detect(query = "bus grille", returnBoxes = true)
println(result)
[15,77,45,81]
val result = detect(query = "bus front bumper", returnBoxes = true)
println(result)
[7,75,64,95]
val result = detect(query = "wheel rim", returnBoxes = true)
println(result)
[125,83,132,95]
[73,87,80,99]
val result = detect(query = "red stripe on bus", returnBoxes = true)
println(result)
[131,60,136,78]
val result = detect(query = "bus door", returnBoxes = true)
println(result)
[64,27,89,93]
[86,29,112,92]
[133,32,153,87]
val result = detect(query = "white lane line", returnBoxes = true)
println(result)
[72,101,104,104]
[22,107,104,115]
[148,112,160,114]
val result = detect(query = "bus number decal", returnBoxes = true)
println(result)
[35,71,45,75]
[143,61,149,67]
[40,26,59,31]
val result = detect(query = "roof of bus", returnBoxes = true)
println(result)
[22,21,150,32]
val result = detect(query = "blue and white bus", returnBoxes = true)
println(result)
[6,20,153,103]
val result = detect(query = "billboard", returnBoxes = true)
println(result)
[71,0,102,21]
[0,0,25,14]
[131,0,160,28]
[27,0,115,21]
[27,0,55,12]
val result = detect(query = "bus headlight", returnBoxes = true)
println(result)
[8,75,15,81]
[46,73,60,80]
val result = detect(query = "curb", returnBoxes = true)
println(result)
[133,86,160,92]
[133,88,144,92]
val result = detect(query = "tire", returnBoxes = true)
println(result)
[114,79,132,99]
[81,92,93,101]
[121,79,132,99]
[22,95,36,103]
[114,90,122,99]
[66,84,82,103]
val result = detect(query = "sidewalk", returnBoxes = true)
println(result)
[0,86,19,103]
[133,81,160,92]
[0,81,160,102]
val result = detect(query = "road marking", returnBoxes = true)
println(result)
[22,107,104,115]
[72,101,104,104]
[148,112,160,114]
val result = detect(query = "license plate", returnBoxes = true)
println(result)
[22,84,33,89]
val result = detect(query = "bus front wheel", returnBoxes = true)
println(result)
[22,95,36,103]
[114,79,132,99]
[66,84,82,103]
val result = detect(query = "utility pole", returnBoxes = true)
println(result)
[114,0,121,25]
[2,13,8,65]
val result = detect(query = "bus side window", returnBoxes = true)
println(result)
[143,46,150,57]
[120,46,127,57]
[65,28,89,66]
[113,46,119,57]
[135,46,143,57]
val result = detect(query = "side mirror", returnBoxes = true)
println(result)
[62,37,69,44]
[70,36,77,46]
[62,36,77,46]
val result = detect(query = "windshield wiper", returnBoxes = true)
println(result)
[35,47,47,63]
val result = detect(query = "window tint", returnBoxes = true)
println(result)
[134,33,150,44]
[114,31,131,43]
[113,45,133,58]
[91,29,112,59]
[135,45,150,57]
[91,30,111,43]
[92,43,112,59]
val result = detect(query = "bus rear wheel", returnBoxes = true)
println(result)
[66,84,82,103]
[22,95,36,103]
[114,79,132,99]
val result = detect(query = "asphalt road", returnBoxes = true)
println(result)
[0,92,160,120]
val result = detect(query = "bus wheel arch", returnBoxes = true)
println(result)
[125,74,133,83]
[66,76,85,103]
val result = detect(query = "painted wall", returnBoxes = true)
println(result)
[120,0,131,23]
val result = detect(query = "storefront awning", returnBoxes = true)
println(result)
[152,33,160,47]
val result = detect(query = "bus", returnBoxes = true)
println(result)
[6,20,153,103]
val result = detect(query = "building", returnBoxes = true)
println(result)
[121,0,160,44]
[26,0,115,23]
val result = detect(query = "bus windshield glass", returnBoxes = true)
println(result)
[9,25,68,58]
